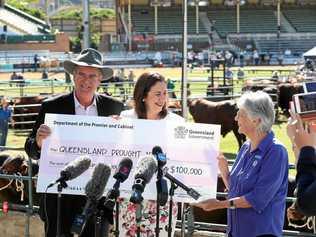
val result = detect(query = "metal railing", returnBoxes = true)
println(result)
[0,147,38,237]
[1,144,315,237]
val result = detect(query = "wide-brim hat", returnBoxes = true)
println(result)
[63,48,113,80]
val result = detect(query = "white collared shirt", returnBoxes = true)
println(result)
[73,93,98,116]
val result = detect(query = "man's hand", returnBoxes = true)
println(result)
[36,124,51,148]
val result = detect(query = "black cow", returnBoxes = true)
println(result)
[278,83,303,115]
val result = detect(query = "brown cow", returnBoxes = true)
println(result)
[189,98,246,149]
[0,151,39,205]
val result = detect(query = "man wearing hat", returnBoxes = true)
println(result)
[25,48,124,237]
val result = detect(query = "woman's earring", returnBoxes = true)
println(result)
[142,99,145,102]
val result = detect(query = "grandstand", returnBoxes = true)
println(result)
[1,0,316,67]
[117,0,316,61]
[131,6,208,35]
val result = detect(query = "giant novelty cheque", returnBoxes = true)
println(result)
[37,113,221,202]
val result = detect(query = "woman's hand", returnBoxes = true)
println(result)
[287,203,305,221]
[287,110,316,149]
[191,198,221,211]
[286,110,299,143]
[217,153,229,177]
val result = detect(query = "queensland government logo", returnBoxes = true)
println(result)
[174,126,188,139]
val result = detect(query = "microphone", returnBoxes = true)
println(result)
[113,157,133,183]
[71,163,111,235]
[152,146,169,206]
[47,156,91,188]
[152,146,167,168]
[130,156,157,204]
[103,158,133,210]
[163,167,201,200]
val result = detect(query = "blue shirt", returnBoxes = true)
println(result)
[0,107,12,122]
[228,131,288,237]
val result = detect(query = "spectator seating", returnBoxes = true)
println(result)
[131,6,208,35]
[255,36,316,56]
[207,8,286,38]
[283,8,316,32]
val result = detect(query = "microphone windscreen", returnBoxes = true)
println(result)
[85,163,111,201]
[134,156,157,184]
[63,156,91,180]
[152,146,163,156]
[113,158,133,182]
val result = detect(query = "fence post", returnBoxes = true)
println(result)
[51,79,54,94]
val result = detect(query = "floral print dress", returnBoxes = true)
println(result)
[115,198,178,237]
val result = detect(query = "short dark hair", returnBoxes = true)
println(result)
[133,72,167,119]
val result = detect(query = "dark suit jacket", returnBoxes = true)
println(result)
[25,92,124,159]
[24,92,123,237]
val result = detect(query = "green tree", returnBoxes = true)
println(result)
[51,7,115,49]
[7,0,46,20]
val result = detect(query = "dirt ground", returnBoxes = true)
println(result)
[0,72,65,81]
[0,212,44,237]
[0,211,224,237]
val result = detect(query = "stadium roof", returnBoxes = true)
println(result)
[303,46,316,57]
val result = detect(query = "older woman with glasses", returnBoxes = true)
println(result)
[193,91,289,237]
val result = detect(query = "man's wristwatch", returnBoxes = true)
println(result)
[229,199,236,209]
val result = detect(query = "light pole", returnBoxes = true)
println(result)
[236,0,245,33]
[128,0,132,51]
[236,0,240,34]
[209,20,215,52]
[195,0,199,35]
[181,0,188,120]
[277,0,281,55]
[45,0,50,26]
[82,0,90,49]
[153,1,158,35]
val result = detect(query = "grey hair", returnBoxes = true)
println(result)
[237,91,275,133]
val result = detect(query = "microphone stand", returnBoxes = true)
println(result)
[155,166,165,237]
[155,191,160,237]
[115,197,119,237]
[56,180,68,237]
[94,208,104,237]
[103,181,121,237]
[167,181,177,237]
[94,207,110,237]
[162,170,201,237]
[135,203,143,237]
